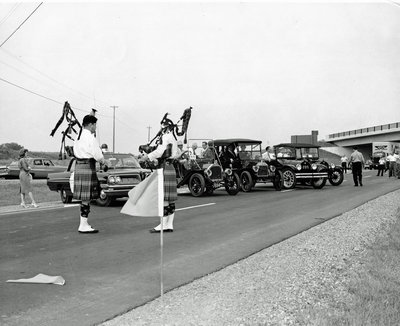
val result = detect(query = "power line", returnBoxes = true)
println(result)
[0,2,43,48]
[0,50,112,108]
[0,3,22,27]
[0,76,112,118]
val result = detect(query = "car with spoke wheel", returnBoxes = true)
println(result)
[174,139,241,197]
[213,138,282,192]
[47,153,151,206]
[274,143,329,189]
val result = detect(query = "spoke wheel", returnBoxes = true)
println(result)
[225,173,240,195]
[189,173,205,197]
[282,168,296,189]
[329,170,344,186]
[240,171,254,192]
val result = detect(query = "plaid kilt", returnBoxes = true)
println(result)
[73,159,100,201]
[163,163,177,203]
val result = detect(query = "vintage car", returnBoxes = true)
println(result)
[213,138,281,192]
[0,158,66,179]
[47,153,151,206]
[274,143,330,189]
[173,139,241,197]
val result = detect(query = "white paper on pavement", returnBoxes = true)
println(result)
[6,273,66,286]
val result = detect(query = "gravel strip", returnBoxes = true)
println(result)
[101,189,400,326]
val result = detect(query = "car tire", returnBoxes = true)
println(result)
[60,187,72,204]
[328,169,344,186]
[240,171,254,192]
[188,173,205,197]
[281,168,296,189]
[312,177,327,189]
[96,190,113,206]
[224,172,240,196]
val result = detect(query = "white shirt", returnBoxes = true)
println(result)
[340,156,348,163]
[73,129,104,162]
[148,131,177,161]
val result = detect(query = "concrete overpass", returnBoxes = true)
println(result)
[325,122,400,158]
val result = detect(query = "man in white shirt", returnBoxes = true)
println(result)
[73,115,106,234]
[387,152,397,177]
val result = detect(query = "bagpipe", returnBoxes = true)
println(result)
[139,107,192,169]
[139,107,192,154]
[50,102,96,160]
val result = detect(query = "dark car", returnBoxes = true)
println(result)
[173,139,241,197]
[280,143,344,186]
[213,138,281,192]
[274,143,329,189]
[370,151,386,170]
[0,158,66,179]
[47,153,151,206]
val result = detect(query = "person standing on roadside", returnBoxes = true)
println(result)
[394,151,400,179]
[349,146,365,187]
[387,152,397,178]
[340,154,349,174]
[18,148,38,208]
[377,156,386,176]
[73,115,107,234]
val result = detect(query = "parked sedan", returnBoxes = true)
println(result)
[47,153,151,206]
[0,158,66,179]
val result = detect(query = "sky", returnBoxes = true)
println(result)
[1,1,400,155]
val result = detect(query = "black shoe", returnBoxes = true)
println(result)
[360,183,363,186]
[79,229,99,234]
[149,229,173,233]
[354,184,358,187]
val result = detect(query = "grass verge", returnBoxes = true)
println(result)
[0,179,61,206]
[300,209,400,326]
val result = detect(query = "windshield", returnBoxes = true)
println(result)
[300,147,319,159]
[104,154,141,169]
[275,146,296,159]
[237,143,262,160]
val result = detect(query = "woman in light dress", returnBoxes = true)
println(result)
[18,148,38,208]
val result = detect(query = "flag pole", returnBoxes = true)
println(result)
[160,216,164,304]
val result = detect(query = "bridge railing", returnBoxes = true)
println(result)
[328,122,400,139]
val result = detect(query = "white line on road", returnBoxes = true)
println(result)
[176,203,216,211]
[281,189,294,193]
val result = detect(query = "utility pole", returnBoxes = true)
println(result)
[110,106,118,152]
[147,126,151,142]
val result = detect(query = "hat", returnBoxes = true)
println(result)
[177,141,183,146]
[82,115,98,126]
[19,148,28,157]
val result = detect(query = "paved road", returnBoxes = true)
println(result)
[1,170,399,326]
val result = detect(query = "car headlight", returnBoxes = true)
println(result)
[296,164,302,171]
[311,164,317,170]
[330,163,335,169]
[224,168,232,176]
[252,165,260,173]
[108,175,121,184]
[269,165,276,172]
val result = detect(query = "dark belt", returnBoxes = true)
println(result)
[75,158,93,164]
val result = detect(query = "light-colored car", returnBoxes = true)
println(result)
[0,158,66,179]
[47,153,151,206]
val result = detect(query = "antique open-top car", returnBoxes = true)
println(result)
[274,143,330,189]
[174,139,241,197]
[47,153,151,206]
[212,138,280,192]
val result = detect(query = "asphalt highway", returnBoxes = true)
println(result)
[1,170,399,326]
